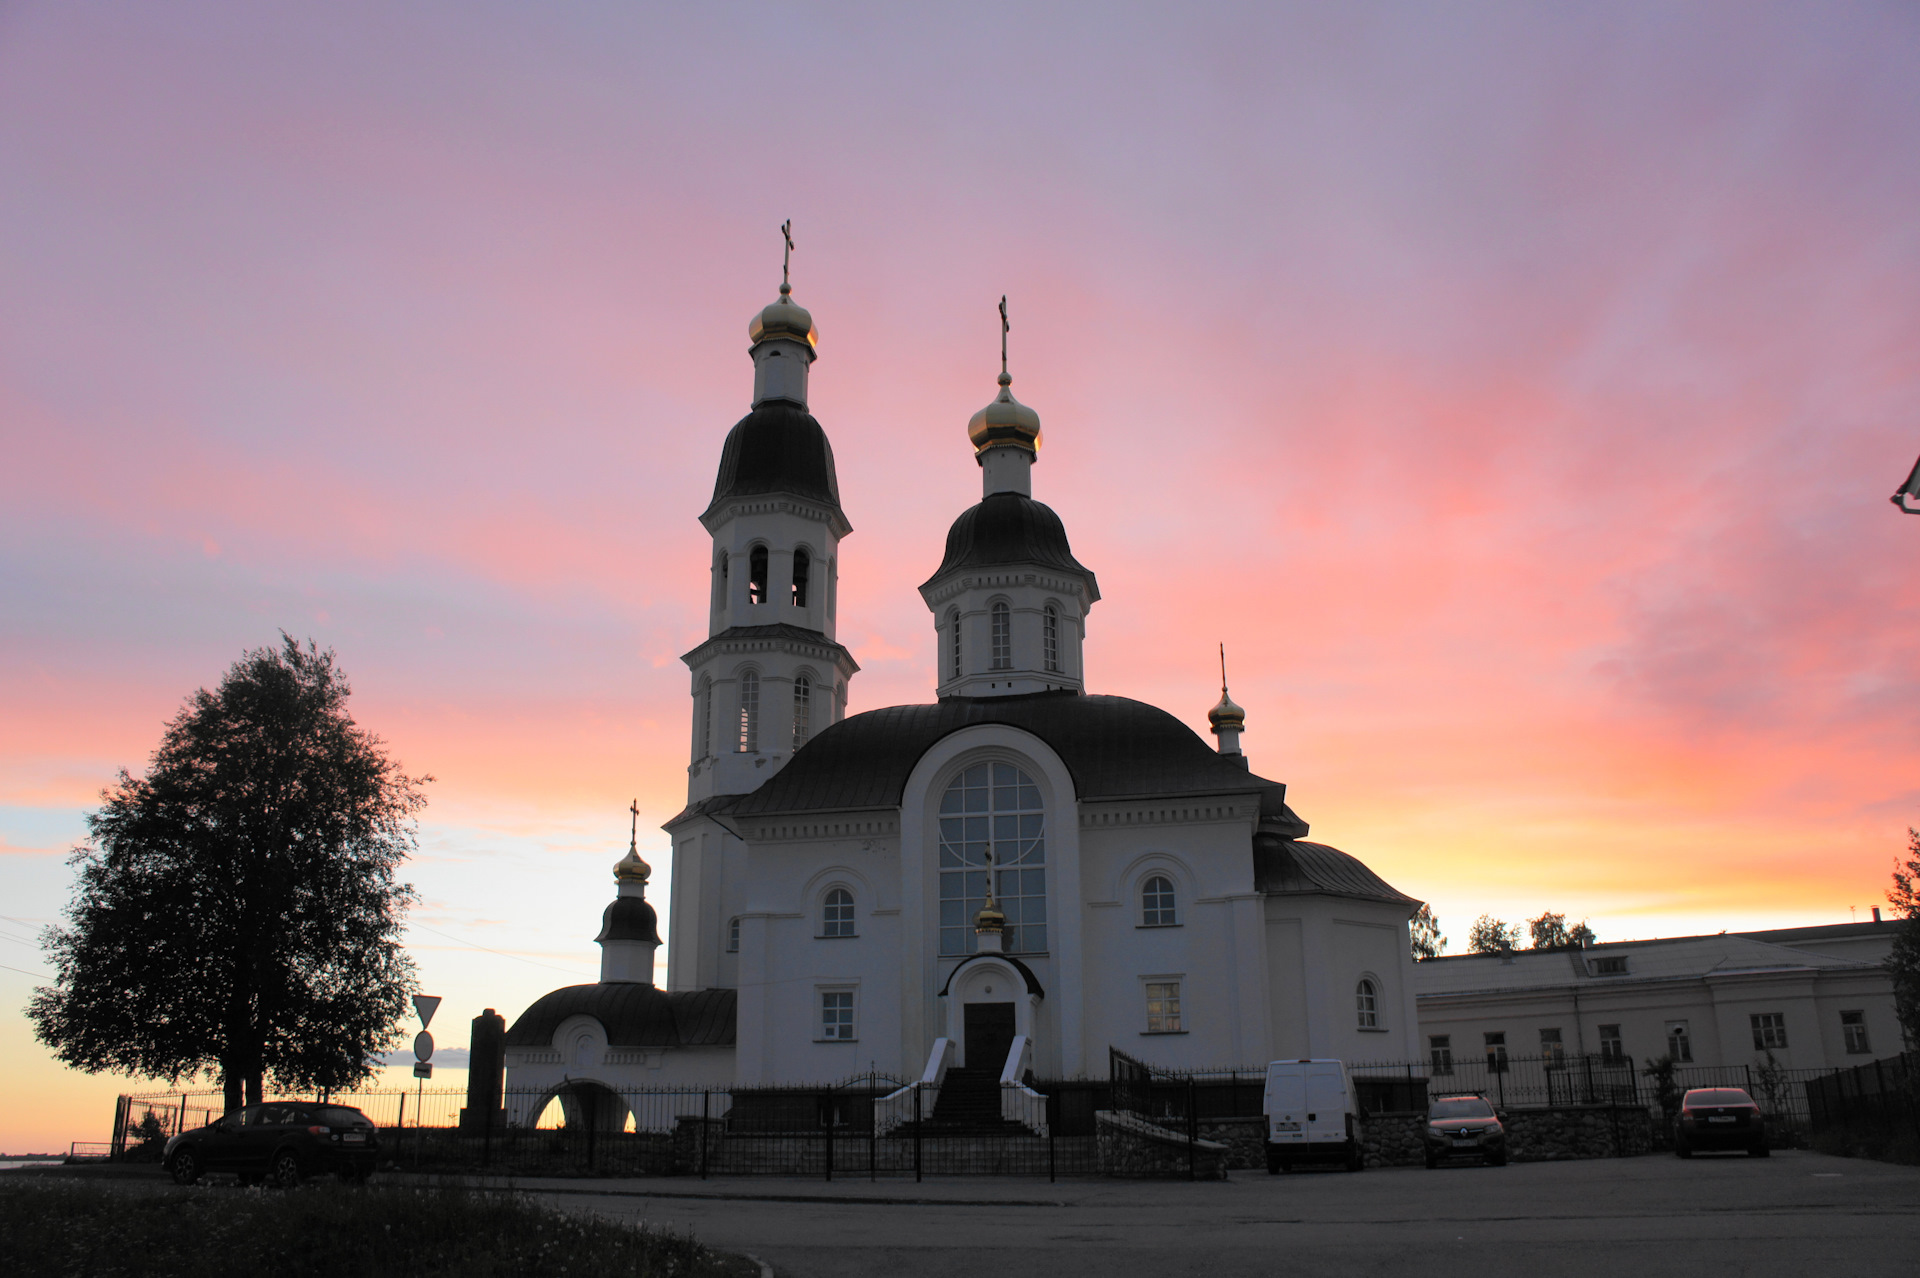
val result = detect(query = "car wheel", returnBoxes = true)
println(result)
[1346,1146,1363,1173]
[1425,1152,1439,1170]
[1265,1147,1281,1175]
[270,1149,303,1189]
[170,1149,201,1186]
[1749,1144,1770,1158]
[1488,1151,1508,1167]
[1675,1141,1692,1159]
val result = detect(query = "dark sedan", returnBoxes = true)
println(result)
[1424,1093,1508,1167]
[1674,1087,1768,1158]
[164,1101,380,1187]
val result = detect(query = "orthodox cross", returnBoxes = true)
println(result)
[1219,642,1229,695]
[628,798,640,848]
[781,220,794,290]
[999,295,1010,377]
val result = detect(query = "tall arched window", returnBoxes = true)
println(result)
[726,916,740,953]
[748,545,769,605]
[821,887,855,937]
[1141,874,1177,926]
[791,547,811,608]
[736,671,760,752]
[1043,605,1060,672]
[990,602,1011,669]
[716,552,729,610]
[698,676,713,758]
[792,674,811,749]
[1356,978,1379,1029]
[948,609,963,680]
[938,762,1046,954]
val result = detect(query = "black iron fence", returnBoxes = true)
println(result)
[1805,1050,1920,1153]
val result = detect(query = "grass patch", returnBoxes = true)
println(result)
[0,1177,756,1277]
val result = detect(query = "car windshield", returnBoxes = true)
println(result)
[317,1106,371,1127]
[1430,1098,1494,1119]
[1684,1089,1754,1108]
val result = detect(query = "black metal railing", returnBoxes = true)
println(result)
[1805,1049,1920,1151]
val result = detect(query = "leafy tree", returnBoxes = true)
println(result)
[1410,903,1446,961]
[1643,1054,1681,1140]
[1527,912,1600,950]
[1467,914,1520,955]
[1889,829,1920,1047]
[1567,920,1599,948]
[28,636,426,1113]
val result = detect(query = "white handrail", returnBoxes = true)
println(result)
[876,1038,952,1135]
[998,1035,1049,1136]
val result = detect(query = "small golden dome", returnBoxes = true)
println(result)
[973,894,1006,933]
[614,842,652,884]
[1208,688,1246,733]
[748,283,818,349]
[967,373,1042,456]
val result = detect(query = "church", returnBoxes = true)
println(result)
[502,263,1424,1111]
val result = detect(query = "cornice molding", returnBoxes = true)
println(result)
[700,493,852,538]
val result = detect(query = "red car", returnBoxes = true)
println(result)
[1674,1087,1769,1158]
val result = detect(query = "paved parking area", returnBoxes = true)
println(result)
[531,1150,1920,1278]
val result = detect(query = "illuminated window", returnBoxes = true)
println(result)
[748,545,769,605]
[1356,978,1379,1029]
[1145,981,1182,1034]
[792,675,811,749]
[938,762,1046,955]
[736,671,759,752]
[1043,605,1059,672]
[821,887,855,938]
[990,602,1011,669]
[791,547,810,608]
[1140,875,1176,926]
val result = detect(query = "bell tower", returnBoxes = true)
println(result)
[683,227,858,801]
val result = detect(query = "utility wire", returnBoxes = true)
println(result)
[0,961,52,980]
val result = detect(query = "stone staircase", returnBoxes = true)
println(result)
[894,1067,1033,1136]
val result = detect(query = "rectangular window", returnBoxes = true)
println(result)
[1589,956,1628,976]
[819,990,854,1041]
[990,603,1012,670]
[1043,607,1059,672]
[1598,1024,1623,1063]
[1484,1031,1508,1074]
[1750,1012,1788,1051]
[1666,1020,1692,1063]
[1145,981,1183,1034]
[1539,1027,1566,1068]
[937,763,1047,955]
[1429,1034,1454,1076]
[1841,1010,1870,1055]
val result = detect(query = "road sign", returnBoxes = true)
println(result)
[413,1060,432,1079]
[412,995,441,1029]
[413,1030,434,1062]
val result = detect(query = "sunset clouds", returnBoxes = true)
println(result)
[3,2,1917,1151]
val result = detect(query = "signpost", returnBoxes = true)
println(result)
[410,995,440,1163]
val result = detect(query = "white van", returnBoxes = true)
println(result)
[1262,1059,1363,1173]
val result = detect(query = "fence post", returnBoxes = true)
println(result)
[823,1092,833,1183]
[1187,1077,1198,1182]
[482,1094,493,1170]
[914,1083,923,1184]
[1049,1092,1057,1183]
[701,1090,710,1181]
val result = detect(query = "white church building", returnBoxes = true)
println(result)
[503,268,1424,1110]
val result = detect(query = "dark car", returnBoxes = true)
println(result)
[164,1102,380,1187]
[1674,1087,1768,1158]
[1424,1093,1508,1168]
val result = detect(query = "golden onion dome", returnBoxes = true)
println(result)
[748,283,818,349]
[967,373,1042,456]
[1208,688,1246,733]
[973,894,1006,933]
[613,842,653,885]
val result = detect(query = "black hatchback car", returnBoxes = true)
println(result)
[165,1102,380,1187]
[1675,1087,1769,1158]
[1424,1093,1508,1167]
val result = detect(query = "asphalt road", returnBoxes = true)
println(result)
[529,1150,1920,1278]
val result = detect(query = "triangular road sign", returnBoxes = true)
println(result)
[413,995,442,1030]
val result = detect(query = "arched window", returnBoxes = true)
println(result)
[792,674,811,749]
[1356,978,1379,1029]
[1141,874,1177,926]
[716,551,729,610]
[948,609,963,680]
[822,887,855,937]
[1043,605,1060,672]
[736,671,760,752]
[748,545,769,605]
[938,762,1046,955]
[698,676,713,758]
[990,602,1012,669]
[726,916,740,953]
[791,546,810,608]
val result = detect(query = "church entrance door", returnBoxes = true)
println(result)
[963,1002,1017,1074]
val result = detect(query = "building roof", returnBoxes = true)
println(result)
[505,984,737,1048]
[1735,920,1902,947]
[703,400,844,522]
[923,492,1098,597]
[1414,933,1874,1001]
[1254,838,1419,906]
[697,690,1307,828]
[596,896,661,945]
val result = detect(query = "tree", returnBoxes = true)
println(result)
[28,636,426,1113]
[1467,914,1520,955]
[1567,920,1599,948]
[1889,829,1920,1047]
[1528,911,1569,950]
[1410,903,1446,961]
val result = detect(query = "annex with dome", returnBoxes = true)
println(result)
[501,263,1425,1118]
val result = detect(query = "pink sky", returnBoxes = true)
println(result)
[3,2,1918,1153]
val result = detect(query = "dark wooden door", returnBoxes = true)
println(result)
[963,1002,1017,1074]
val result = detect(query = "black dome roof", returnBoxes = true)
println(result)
[924,493,1097,594]
[596,896,660,945]
[704,401,843,521]
[505,984,735,1047]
